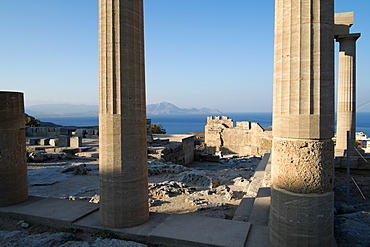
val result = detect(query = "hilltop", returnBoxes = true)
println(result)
[147,102,221,115]
[26,102,221,117]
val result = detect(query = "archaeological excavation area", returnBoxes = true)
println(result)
[1,0,370,246]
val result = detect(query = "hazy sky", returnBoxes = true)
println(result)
[0,1,369,112]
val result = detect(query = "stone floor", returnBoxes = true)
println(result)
[0,155,272,247]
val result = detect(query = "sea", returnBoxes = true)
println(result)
[39,112,370,136]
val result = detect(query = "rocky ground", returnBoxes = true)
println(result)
[0,136,369,246]
[26,156,261,219]
[334,169,370,247]
[1,137,263,246]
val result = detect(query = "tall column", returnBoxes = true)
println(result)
[335,33,361,156]
[0,92,28,206]
[270,0,335,246]
[99,0,149,228]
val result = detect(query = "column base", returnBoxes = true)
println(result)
[99,174,149,228]
[272,138,334,194]
[269,185,334,247]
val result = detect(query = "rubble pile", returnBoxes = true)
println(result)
[27,151,68,162]
[148,159,190,176]
[148,181,195,198]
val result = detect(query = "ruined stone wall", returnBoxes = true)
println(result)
[150,134,195,165]
[205,116,272,156]
[204,116,233,154]
[181,135,196,164]
[25,127,71,138]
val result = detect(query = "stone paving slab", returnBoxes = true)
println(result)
[245,225,272,247]
[0,196,98,225]
[248,196,270,226]
[73,211,170,244]
[232,197,255,222]
[256,187,271,198]
[0,197,275,246]
[255,153,270,172]
[149,214,251,247]
[0,196,44,213]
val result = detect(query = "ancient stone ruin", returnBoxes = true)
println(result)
[205,116,272,156]
[2,0,370,246]
[270,0,335,245]
[334,12,361,157]
[0,92,28,207]
[98,0,149,228]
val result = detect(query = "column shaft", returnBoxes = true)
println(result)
[0,92,28,206]
[335,34,361,156]
[99,0,149,228]
[271,0,335,246]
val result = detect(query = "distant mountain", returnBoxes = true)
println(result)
[26,104,98,117]
[26,102,221,117]
[147,102,221,115]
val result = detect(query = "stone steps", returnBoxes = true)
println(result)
[232,197,255,222]
[248,188,271,226]
[232,153,273,246]
[0,197,253,247]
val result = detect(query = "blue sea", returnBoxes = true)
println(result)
[39,112,370,136]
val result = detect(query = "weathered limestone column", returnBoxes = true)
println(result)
[99,0,149,228]
[335,33,361,156]
[0,92,28,206]
[270,0,335,246]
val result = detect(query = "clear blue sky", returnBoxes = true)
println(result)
[0,1,369,112]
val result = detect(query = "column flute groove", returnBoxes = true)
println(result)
[98,0,148,228]
[271,0,335,245]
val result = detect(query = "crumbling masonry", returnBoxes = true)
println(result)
[0,1,354,245]
[205,116,272,156]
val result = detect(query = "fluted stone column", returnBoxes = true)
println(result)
[0,92,28,206]
[271,0,335,246]
[99,0,149,228]
[335,33,361,156]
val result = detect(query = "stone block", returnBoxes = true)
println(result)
[58,135,70,147]
[86,129,95,135]
[70,137,82,148]
[29,138,40,145]
[39,138,50,146]
[49,139,58,147]
[86,135,99,139]
[334,12,354,26]
[75,152,99,158]
[232,197,255,222]
[74,129,86,137]
[248,195,270,226]
[149,214,251,247]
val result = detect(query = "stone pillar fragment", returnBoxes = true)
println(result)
[0,92,28,206]
[99,0,148,228]
[335,33,361,156]
[271,0,335,246]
